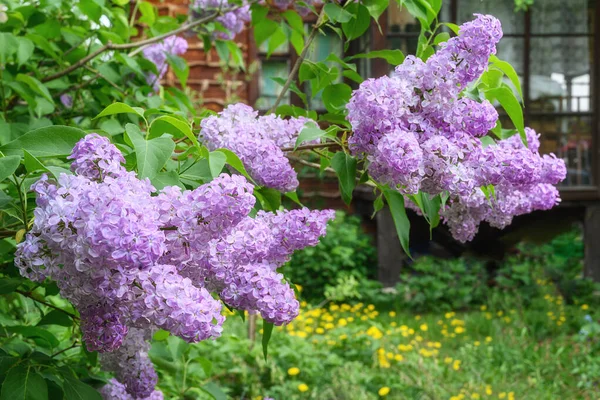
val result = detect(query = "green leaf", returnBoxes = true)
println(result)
[382,187,411,257]
[151,171,184,190]
[418,192,441,231]
[433,32,450,45]
[208,150,227,178]
[166,54,190,86]
[153,329,170,341]
[284,191,302,206]
[0,364,48,400]
[16,75,53,103]
[262,320,274,360]
[93,102,146,124]
[256,187,281,211]
[363,0,389,21]
[282,10,304,35]
[324,3,354,23]
[138,1,156,26]
[490,55,523,101]
[128,131,175,180]
[62,376,102,400]
[38,310,73,327]
[322,83,352,114]
[7,326,59,348]
[200,382,227,400]
[253,18,278,46]
[372,194,384,218]
[23,150,46,173]
[485,87,526,143]
[0,156,21,183]
[215,148,256,184]
[16,38,34,66]
[0,33,18,65]
[149,116,194,142]
[342,4,371,40]
[0,126,86,158]
[0,278,22,295]
[330,152,357,205]
[350,49,405,66]
[295,125,325,149]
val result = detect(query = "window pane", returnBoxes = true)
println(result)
[457,0,525,35]
[530,37,592,112]
[255,61,290,110]
[529,116,593,186]
[531,0,593,34]
[387,0,420,35]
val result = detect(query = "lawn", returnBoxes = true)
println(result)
[151,278,600,400]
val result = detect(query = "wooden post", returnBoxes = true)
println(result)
[584,205,600,282]
[376,206,406,287]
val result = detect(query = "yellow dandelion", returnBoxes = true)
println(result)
[288,367,300,376]
[455,326,465,334]
[444,357,453,364]
[394,354,403,361]
[498,393,506,399]
[420,323,428,331]
[485,386,492,395]
[453,360,461,371]
[582,304,589,310]
[389,311,396,317]
[378,387,391,396]
[485,336,492,343]
[474,341,480,346]
[298,383,309,392]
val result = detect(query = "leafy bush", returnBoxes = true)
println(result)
[283,211,376,300]
[395,256,490,312]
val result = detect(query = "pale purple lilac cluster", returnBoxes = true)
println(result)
[191,0,251,40]
[199,103,309,192]
[15,134,333,398]
[142,36,188,91]
[347,14,567,242]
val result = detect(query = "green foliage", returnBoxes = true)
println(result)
[396,256,490,312]
[283,211,377,300]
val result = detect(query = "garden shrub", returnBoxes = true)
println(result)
[395,256,490,312]
[283,211,377,300]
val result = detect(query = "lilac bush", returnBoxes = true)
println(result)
[347,14,566,242]
[15,134,334,398]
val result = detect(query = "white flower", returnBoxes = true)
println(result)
[0,5,8,24]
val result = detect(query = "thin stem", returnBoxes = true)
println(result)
[52,341,80,358]
[287,155,376,187]
[42,4,247,83]
[12,175,28,229]
[129,0,141,29]
[281,142,339,152]
[267,8,326,114]
[15,290,79,321]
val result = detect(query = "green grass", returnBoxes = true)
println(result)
[152,280,600,400]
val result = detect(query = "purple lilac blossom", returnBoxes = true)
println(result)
[142,36,188,91]
[100,379,164,400]
[191,0,251,40]
[347,14,566,242]
[199,103,309,192]
[17,134,334,396]
[60,94,73,108]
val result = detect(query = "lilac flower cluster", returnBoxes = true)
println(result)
[199,103,309,192]
[191,0,251,40]
[347,14,566,242]
[15,134,333,398]
[142,36,188,91]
